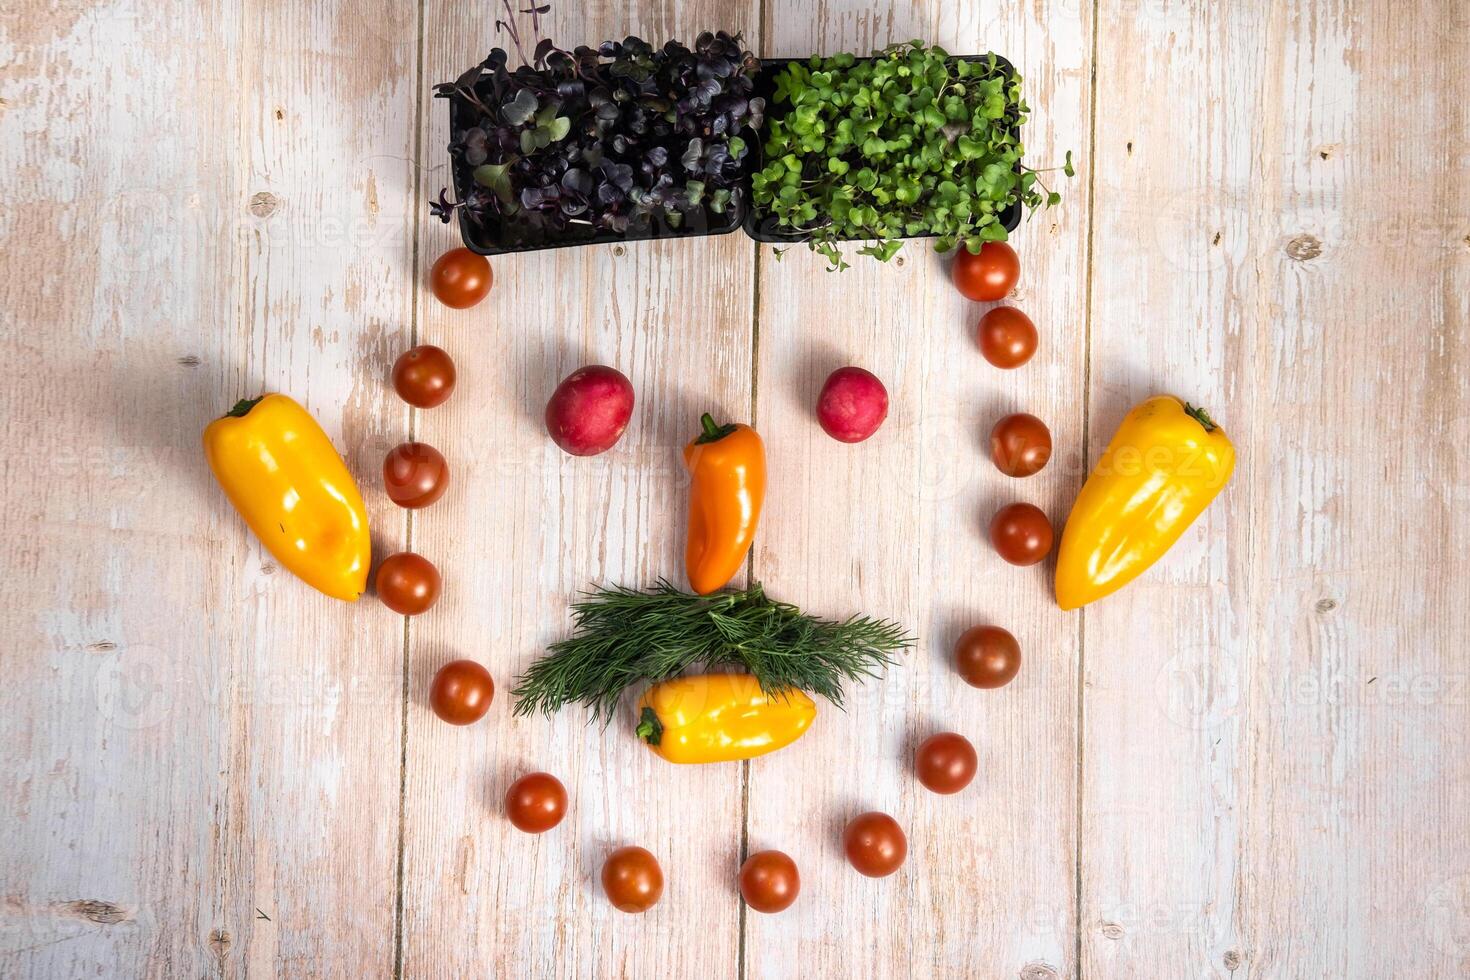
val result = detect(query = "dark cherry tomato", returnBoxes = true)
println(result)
[738,850,801,914]
[429,247,492,309]
[383,442,449,509]
[914,732,978,795]
[952,241,1019,302]
[428,658,492,724]
[955,625,1021,689]
[377,552,442,615]
[989,502,1054,566]
[976,306,1038,368]
[392,345,457,408]
[990,413,1052,478]
[842,811,906,878]
[602,846,663,913]
[504,772,567,833]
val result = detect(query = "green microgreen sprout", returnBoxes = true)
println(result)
[750,42,1073,271]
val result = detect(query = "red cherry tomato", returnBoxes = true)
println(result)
[954,625,1021,689]
[914,732,978,794]
[842,811,906,878]
[977,306,1038,368]
[377,552,442,615]
[430,248,492,309]
[990,413,1052,477]
[383,442,449,509]
[504,772,567,833]
[988,503,1054,566]
[428,658,492,724]
[392,345,457,408]
[602,846,663,913]
[739,850,801,913]
[952,241,1019,302]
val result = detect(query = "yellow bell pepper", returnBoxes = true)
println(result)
[635,674,815,764]
[1055,395,1235,610]
[202,394,371,601]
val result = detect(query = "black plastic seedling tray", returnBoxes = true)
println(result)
[448,95,749,256]
[742,54,1023,245]
[450,50,1022,256]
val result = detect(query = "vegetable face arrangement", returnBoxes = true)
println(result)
[751,45,1069,269]
[433,30,764,247]
[197,22,1241,922]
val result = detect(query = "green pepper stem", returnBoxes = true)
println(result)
[1183,402,1218,433]
[225,396,265,418]
[695,413,739,444]
[635,706,663,746]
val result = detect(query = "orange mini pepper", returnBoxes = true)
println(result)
[683,413,766,595]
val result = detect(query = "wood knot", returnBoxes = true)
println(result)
[1223,949,1243,970]
[1285,234,1322,261]
[248,191,281,218]
[260,561,277,575]
[1126,140,1133,154]
[177,354,202,367]
[1315,597,1338,613]
[1100,921,1125,939]
[60,899,129,924]
[1018,964,1059,980]
[208,928,232,957]
[1315,142,1341,161]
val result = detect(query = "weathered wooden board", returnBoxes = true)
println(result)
[399,4,759,976]
[745,2,1092,978]
[4,0,1470,976]
[1081,1,1470,977]
[0,0,418,976]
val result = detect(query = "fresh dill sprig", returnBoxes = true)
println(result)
[511,580,915,720]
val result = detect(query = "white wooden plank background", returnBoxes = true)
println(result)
[2,0,1467,977]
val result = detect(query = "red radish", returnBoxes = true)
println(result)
[816,367,888,443]
[545,365,634,456]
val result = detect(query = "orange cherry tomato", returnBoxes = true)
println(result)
[602,846,663,913]
[739,850,801,913]
[430,247,492,309]
[392,345,457,408]
[955,625,1021,689]
[989,502,1053,566]
[842,811,906,878]
[428,658,493,724]
[377,552,442,615]
[952,241,1019,302]
[504,772,567,833]
[914,732,978,794]
[976,307,1038,368]
[990,412,1052,478]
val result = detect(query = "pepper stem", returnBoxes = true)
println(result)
[635,706,663,746]
[1183,402,1218,433]
[225,396,265,418]
[695,412,739,444]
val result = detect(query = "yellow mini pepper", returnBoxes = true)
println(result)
[203,393,371,601]
[636,673,815,764]
[1055,394,1235,610]
[684,413,766,595]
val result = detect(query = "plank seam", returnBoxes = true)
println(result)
[1075,0,1102,975]
[392,2,430,977]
